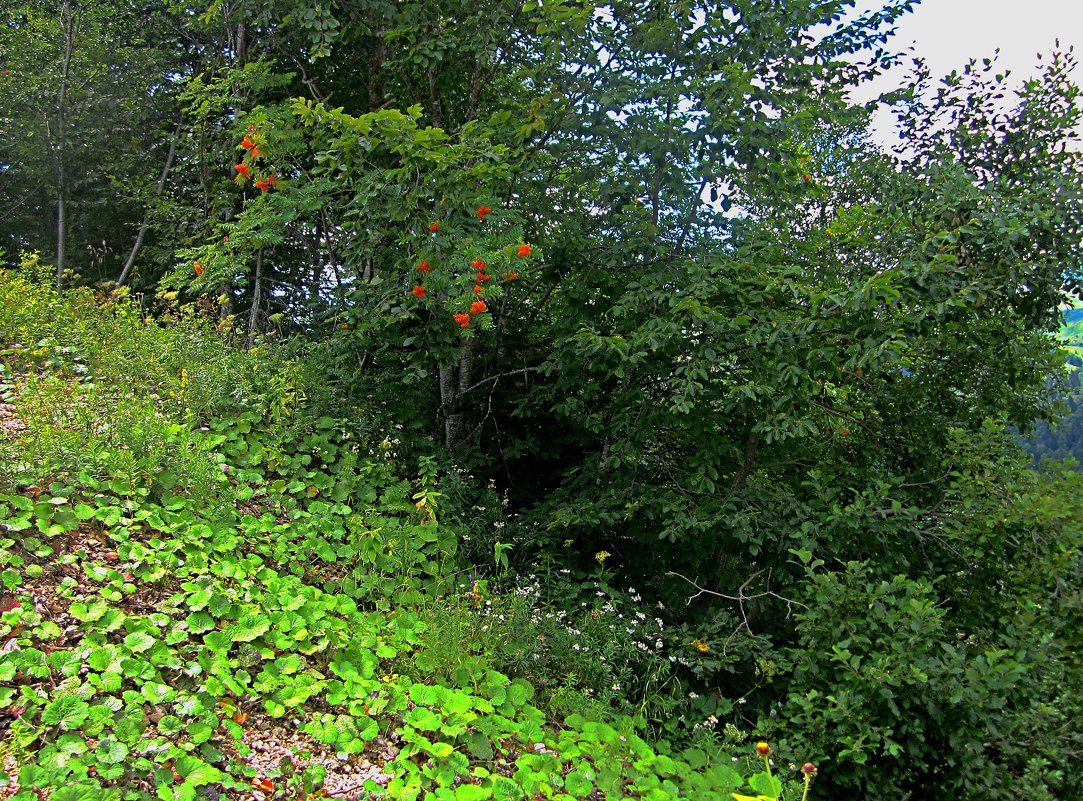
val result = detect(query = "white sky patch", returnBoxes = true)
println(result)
[851,0,1083,146]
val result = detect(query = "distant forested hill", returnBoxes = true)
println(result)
[1026,307,1083,467]
[1063,307,1083,359]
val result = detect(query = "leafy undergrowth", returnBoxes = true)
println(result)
[0,272,804,800]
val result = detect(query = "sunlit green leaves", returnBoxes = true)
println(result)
[227,614,269,643]
[122,632,155,653]
[41,695,90,730]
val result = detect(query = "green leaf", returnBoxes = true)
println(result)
[405,707,442,731]
[701,762,745,792]
[141,682,175,704]
[427,741,455,758]
[229,614,270,642]
[185,587,213,611]
[87,646,119,672]
[748,772,781,799]
[124,632,156,652]
[174,755,222,786]
[91,670,122,692]
[204,631,233,653]
[185,611,215,633]
[506,680,533,706]
[274,654,301,674]
[96,737,129,765]
[354,715,379,741]
[157,715,184,734]
[454,785,492,800]
[41,695,90,730]
[208,594,233,619]
[409,684,441,706]
[53,786,118,801]
[314,539,337,562]
[462,731,493,761]
[166,784,196,801]
[564,770,593,798]
[187,720,215,744]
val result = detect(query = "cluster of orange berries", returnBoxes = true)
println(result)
[410,206,532,329]
[233,126,277,193]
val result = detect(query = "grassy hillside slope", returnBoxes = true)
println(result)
[1024,305,1083,466]
[1062,307,1083,362]
[0,270,808,800]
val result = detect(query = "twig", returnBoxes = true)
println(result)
[667,570,806,645]
[459,366,541,398]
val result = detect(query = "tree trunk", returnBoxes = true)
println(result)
[427,67,444,129]
[366,9,386,112]
[55,193,66,286]
[306,220,322,310]
[219,280,232,322]
[246,250,262,347]
[117,116,181,288]
[440,338,475,452]
[54,0,75,287]
[703,430,762,605]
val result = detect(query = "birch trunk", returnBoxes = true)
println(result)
[54,0,75,287]
[439,338,475,452]
[246,250,263,348]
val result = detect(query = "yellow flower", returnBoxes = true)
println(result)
[691,638,710,653]
[595,550,611,564]
[563,539,574,548]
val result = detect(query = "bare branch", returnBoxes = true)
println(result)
[667,570,806,649]
[459,366,542,398]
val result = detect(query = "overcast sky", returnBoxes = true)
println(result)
[885,0,1080,79]
[856,0,1083,144]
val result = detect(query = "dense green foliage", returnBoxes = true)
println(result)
[2,0,1082,799]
